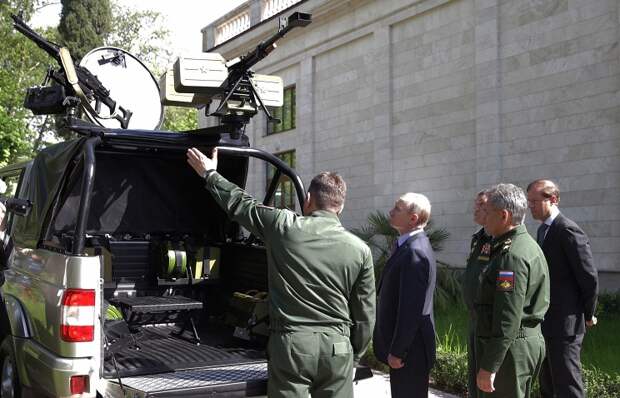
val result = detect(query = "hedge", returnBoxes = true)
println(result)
[364,343,620,398]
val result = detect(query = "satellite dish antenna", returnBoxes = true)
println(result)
[80,47,163,130]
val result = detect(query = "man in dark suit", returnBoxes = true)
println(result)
[526,179,599,398]
[373,192,436,398]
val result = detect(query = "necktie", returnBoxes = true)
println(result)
[537,223,549,245]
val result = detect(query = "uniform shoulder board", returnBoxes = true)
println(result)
[501,238,512,253]
[470,237,477,252]
[492,238,511,252]
[256,204,275,210]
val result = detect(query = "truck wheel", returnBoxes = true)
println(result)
[0,337,20,398]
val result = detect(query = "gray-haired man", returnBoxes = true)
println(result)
[474,183,549,397]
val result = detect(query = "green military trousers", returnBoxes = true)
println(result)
[477,333,545,398]
[267,331,354,398]
[467,323,479,398]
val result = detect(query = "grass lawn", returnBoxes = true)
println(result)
[434,303,620,376]
[581,315,620,374]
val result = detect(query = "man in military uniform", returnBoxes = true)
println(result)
[463,191,492,398]
[474,183,550,398]
[187,147,376,398]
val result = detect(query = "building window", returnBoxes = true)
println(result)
[266,150,296,210]
[267,85,296,135]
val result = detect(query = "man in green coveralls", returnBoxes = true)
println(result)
[463,191,493,398]
[475,183,549,398]
[187,148,376,398]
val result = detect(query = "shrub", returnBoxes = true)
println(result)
[582,366,620,397]
[431,326,468,395]
[596,291,620,317]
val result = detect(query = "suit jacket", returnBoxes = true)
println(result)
[540,213,598,337]
[373,232,436,369]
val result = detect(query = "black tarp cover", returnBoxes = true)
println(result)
[12,139,85,247]
[52,150,245,239]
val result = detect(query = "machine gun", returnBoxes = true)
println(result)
[214,12,311,129]
[11,15,132,128]
[164,12,312,138]
[224,12,312,90]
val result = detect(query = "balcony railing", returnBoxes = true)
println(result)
[261,0,302,20]
[214,10,251,46]
[211,0,303,48]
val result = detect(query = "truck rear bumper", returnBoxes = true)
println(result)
[14,336,96,398]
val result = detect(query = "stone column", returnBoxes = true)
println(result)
[473,0,503,187]
[372,25,393,209]
[298,55,316,184]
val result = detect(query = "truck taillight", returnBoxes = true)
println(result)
[60,289,95,342]
[70,375,89,394]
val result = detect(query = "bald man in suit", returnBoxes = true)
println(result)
[373,192,437,398]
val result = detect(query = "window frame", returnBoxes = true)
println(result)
[266,84,296,135]
[265,150,296,211]
[0,168,26,235]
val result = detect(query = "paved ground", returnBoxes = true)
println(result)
[354,371,461,398]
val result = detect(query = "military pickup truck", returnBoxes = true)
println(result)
[0,10,373,398]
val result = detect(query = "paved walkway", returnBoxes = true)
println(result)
[354,371,461,398]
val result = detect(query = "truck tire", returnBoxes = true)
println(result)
[0,337,20,398]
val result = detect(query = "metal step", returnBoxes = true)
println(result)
[106,362,267,397]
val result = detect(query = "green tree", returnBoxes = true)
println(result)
[105,2,197,131]
[161,107,198,131]
[352,211,461,310]
[106,2,171,72]
[58,0,111,61]
[0,0,56,166]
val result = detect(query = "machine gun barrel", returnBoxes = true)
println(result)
[11,14,61,61]
[228,12,311,81]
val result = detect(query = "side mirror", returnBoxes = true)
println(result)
[1,197,33,217]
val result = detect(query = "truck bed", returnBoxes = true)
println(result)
[103,323,265,378]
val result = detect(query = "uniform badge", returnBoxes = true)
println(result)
[478,243,491,261]
[497,270,515,292]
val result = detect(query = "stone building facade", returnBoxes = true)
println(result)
[201,0,620,288]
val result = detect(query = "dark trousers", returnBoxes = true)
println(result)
[540,334,585,398]
[389,351,429,398]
